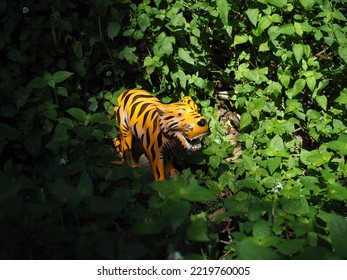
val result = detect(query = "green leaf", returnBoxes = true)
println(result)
[267,157,281,174]
[187,213,209,241]
[299,0,315,9]
[242,155,257,171]
[153,33,175,57]
[216,0,229,27]
[236,238,281,260]
[327,183,347,201]
[119,46,139,64]
[329,212,347,258]
[209,155,221,169]
[234,34,249,45]
[269,135,285,154]
[281,197,309,215]
[268,0,287,8]
[27,77,47,89]
[48,178,80,207]
[107,21,120,40]
[327,134,347,155]
[315,95,327,110]
[66,107,87,121]
[300,149,332,166]
[293,44,304,63]
[277,239,306,255]
[53,71,74,83]
[162,200,190,232]
[77,170,93,198]
[137,13,150,32]
[178,48,195,65]
[338,46,347,63]
[257,16,272,34]
[293,78,306,95]
[253,219,271,240]
[239,112,252,129]
[335,89,347,105]
[246,8,259,27]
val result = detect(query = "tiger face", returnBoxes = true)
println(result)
[157,99,209,151]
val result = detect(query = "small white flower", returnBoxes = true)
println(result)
[106,70,112,77]
[271,182,283,193]
[22,7,30,14]
[58,157,67,165]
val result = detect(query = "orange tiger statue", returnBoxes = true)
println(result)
[113,89,208,180]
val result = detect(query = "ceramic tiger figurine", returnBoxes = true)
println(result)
[113,89,209,180]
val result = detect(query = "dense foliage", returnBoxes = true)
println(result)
[1,0,347,259]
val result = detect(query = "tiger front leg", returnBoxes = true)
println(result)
[146,150,166,180]
[164,154,179,179]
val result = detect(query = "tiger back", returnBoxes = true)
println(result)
[113,89,208,180]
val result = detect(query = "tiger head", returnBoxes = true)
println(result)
[157,97,208,151]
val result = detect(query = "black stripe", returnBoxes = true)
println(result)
[150,144,156,162]
[130,101,142,118]
[119,89,131,103]
[133,122,138,138]
[157,130,163,148]
[145,129,151,150]
[142,110,150,126]
[164,115,175,121]
[155,165,161,180]
[138,102,151,116]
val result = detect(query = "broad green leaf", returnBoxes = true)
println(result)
[27,77,47,89]
[239,112,252,129]
[137,13,151,32]
[178,48,195,65]
[188,214,209,241]
[315,95,327,110]
[276,239,306,255]
[77,170,93,198]
[268,0,287,8]
[281,197,309,215]
[107,21,120,40]
[267,157,281,174]
[216,0,229,27]
[306,109,321,120]
[335,89,347,105]
[338,46,347,63]
[253,219,271,240]
[327,134,347,155]
[53,71,74,83]
[153,34,175,57]
[246,8,259,26]
[242,155,257,171]
[293,44,304,63]
[119,46,138,64]
[236,238,281,260]
[299,0,315,9]
[48,178,80,207]
[300,149,332,166]
[66,107,87,121]
[234,34,249,45]
[327,183,347,201]
[269,135,285,154]
[209,155,221,169]
[162,200,190,232]
[278,23,295,35]
[306,76,316,91]
[329,212,347,258]
[257,16,272,34]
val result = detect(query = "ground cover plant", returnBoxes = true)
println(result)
[0,0,347,259]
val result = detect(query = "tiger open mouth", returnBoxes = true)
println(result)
[182,133,207,151]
